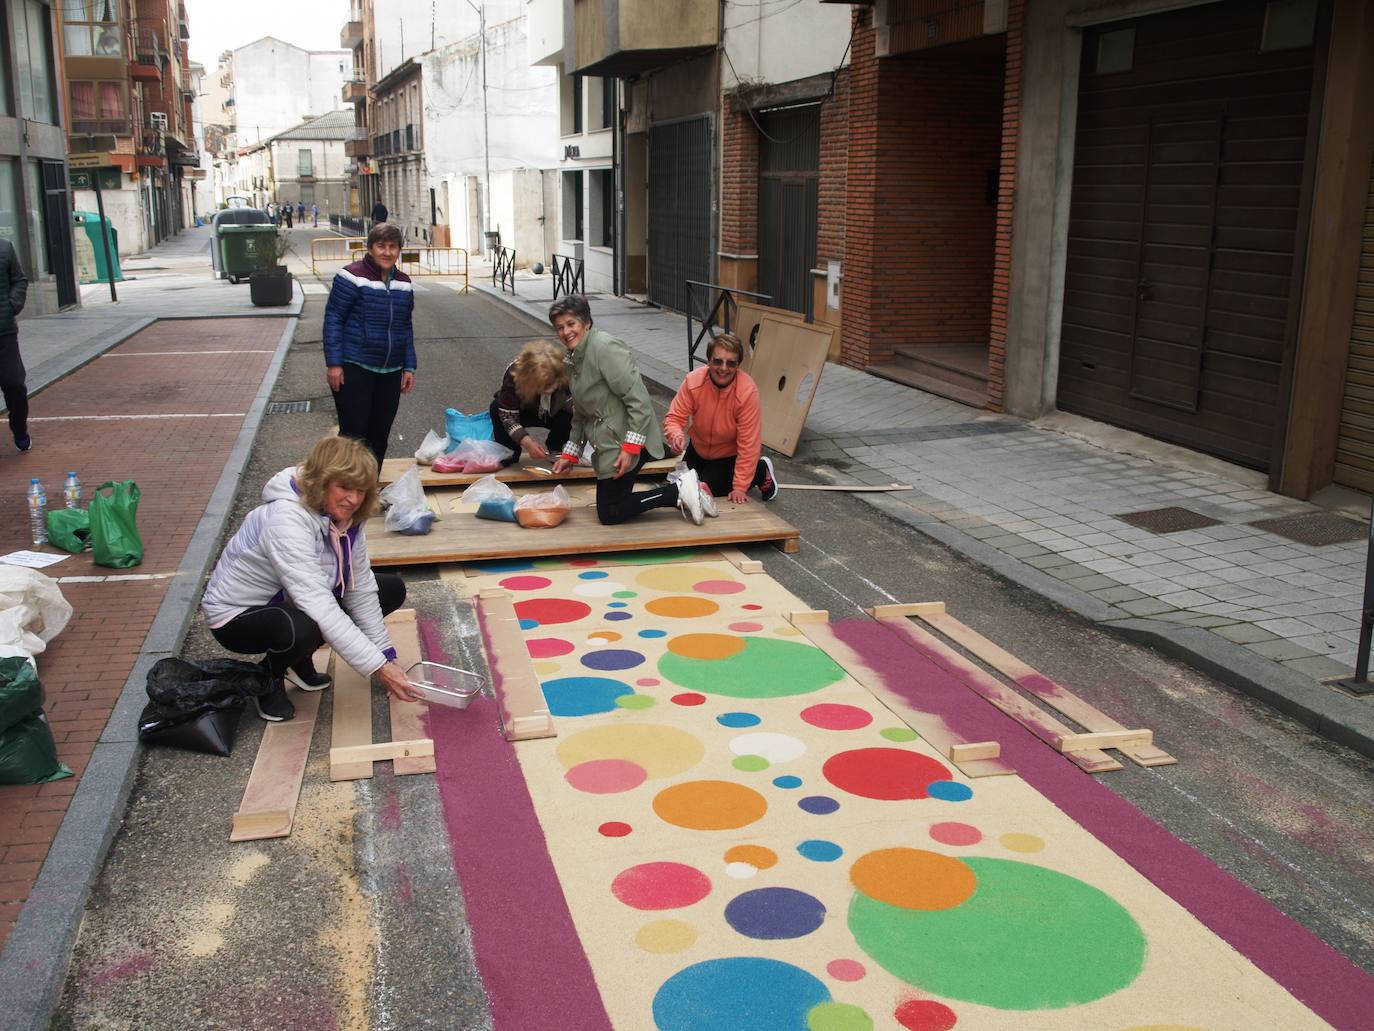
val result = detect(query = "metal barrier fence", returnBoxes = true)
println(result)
[310,236,366,273]
[684,280,773,370]
[494,246,516,293]
[329,214,366,235]
[551,253,584,301]
[310,237,470,292]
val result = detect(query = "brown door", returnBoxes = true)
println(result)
[1058,0,1320,469]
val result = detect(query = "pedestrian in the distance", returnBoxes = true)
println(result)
[371,197,388,224]
[266,201,277,224]
[282,202,293,228]
[323,222,416,469]
[549,294,714,525]
[200,435,420,722]
[0,238,29,451]
[490,339,573,467]
[663,332,777,504]
[311,202,319,226]
[297,201,306,223]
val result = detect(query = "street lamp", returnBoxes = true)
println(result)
[460,0,492,250]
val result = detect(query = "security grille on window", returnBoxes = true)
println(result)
[61,0,122,57]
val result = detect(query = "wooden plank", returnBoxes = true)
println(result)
[869,602,946,619]
[716,546,763,574]
[230,658,324,841]
[381,454,680,487]
[787,608,830,624]
[367,489,801,567]
[330,739,435,764]
[330,649,375,782]
[776,482,912,492]
[1058,729,1153,753]
[920,611,1176,767]
[476,589,556,741]
[749,317,833,456]
[735,300,808,376]
[787,615,1015,779]
[386,608,436,776]
[948,741,1001,762]
[875,615,1123,774]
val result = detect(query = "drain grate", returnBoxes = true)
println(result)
[1248,512,1366,547]
[268,400,312,415]
[1115,506,1222,534]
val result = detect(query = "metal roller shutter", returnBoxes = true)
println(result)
[1334,160,1374,491]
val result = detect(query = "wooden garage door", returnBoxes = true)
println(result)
[1058,0,1320,470]
[1334,159,1374,491]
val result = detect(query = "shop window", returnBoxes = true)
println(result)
[589,168,613,247]
[0,161,22,268]
[16,0,57,123]
[1261,0,1317,52]
[24,161,47,275]
[1095,28,1134,75]
[562,169,583,241]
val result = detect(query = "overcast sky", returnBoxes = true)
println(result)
[184,0,350,69]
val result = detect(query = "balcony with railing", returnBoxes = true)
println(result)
[343,79,368,104]
[341,20,364,48]
[568,0,717,75]
[345,125,371,158]
[130,29,164,80]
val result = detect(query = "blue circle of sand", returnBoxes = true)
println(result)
[540,677,634,717]
[518,618,538,630]
[639,629,667,639]
[652,957,830,1031]
[797,839,843,862]
[608,601,628,609]
[725,887,826,940]
[580,649,645,672]
[717,712,761,728]
[605,611,632,622]
[578,570,609,579]
[798,795,839,815]
[772,775,802,789]
[928,780,974,802]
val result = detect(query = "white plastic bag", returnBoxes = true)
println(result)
[461,474,515,507]
[514,485,572,528]
[414,430,450,465]
[381,465,434,534]
[0,567,72,665]
[449,438,513,469]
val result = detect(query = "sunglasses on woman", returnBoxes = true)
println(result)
[709,357,739,369]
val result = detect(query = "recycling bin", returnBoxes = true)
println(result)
[219,224,279,284]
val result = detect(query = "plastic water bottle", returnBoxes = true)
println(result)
[27,478,47,546]
[63,471,81,509]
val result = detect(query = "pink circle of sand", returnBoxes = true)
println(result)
[826,959,866,981]
[565,759,648,794]
[801,703,874,731]
[611,861,712,910]
[728,621,764,632]
[527,637,575,659]
[693,579,747,595]
[929,821,983,846]
[499,575,553,591]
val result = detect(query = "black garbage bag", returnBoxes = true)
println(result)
[0,657,72,785]
[137,657,274,757]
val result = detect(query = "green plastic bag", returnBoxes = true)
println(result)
[46,506,91,554]
[89,480,143,569]
[0,656,42,732]
[0,658,70,785]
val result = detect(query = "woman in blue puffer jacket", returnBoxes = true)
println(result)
[323,222,418,469]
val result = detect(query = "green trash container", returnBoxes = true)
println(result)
[219,224,279,284]
[73,211,123,284]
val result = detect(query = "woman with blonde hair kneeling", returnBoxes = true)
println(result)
[490,339,573,465]
[200,435,420,722]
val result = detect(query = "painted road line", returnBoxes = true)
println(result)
[30,413,247,421]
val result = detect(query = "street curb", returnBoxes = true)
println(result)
[0,314,299,1030]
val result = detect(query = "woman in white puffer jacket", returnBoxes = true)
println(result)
[200,435,420,721]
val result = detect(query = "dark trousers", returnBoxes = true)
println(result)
[0,331,27,442]
[596,453,679,525]
[488,400,572,466]
[333,363,403,471]
[684,443,767,498]
[210,573,406,676]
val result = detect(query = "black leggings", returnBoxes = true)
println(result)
[332,363,403,471]
[488,399,572,467]
[0,331,27,441]
[684,443,768,498]
[210,573,406,676]
[595,453,679,525]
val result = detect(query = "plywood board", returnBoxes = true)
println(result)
[460,547,714,577]
[380,455,679,487]
[330,651,375,781]
[733,301,806,375]
[366,488,801,567]
[475,589,555,741]
[386,608,436,775]
[750,316,833,456]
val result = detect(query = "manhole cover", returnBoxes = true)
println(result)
[1115,507,1222,534]
[268,400,312,415]
[1248,512,1366,547]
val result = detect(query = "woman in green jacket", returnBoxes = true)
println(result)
[549,295,714,525]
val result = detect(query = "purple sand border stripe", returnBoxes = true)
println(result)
[830,617,1374,1029]
[418,615,613,1031]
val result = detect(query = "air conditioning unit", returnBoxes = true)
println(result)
[150,111,168,131]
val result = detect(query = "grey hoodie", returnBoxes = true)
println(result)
[200,467,395,675]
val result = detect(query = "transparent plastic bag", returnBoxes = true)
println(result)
[381,465,434,535]
[461,474,515,506]
[514,485,572,529]
[449,438,513,472]
[414,430,450,465]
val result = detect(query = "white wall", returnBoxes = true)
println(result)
[308,51,351,114]
[372,0,524,80]
[525,0,561,65]
[721,1,852,86]
[232,39,347,147]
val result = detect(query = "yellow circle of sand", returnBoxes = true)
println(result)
[668,633,747,660]
[635,919,698,954]
[724,844,777,869]
[646,596,721,619]
[556,723,705,779]
[533,660,561,675]
[635,564,739,593]
[1000,832,1046,853]
[653,780,768,830]
[850,847,976,910]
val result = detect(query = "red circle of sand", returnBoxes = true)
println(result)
[527,637,575,659]
[822,747,952,801]
[895,998,958,1030]
[741,604,763,611]
[672,693,707,706]
[570,559,598,567]
[929,821,982,847]
[611,861,712,910]
[826,959,866,982]
[566,759,648,794]
[499,575,553,591]
[728,621,764,632]
[513,598,592,625]
[693,579,746,595]
[802,703,874,731]
[599,821,632,837]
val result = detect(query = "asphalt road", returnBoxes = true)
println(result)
[51,249,1374,1029]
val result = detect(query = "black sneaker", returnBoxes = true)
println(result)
[254,681,295,722]
[14,433,31,452]
[757,456,778,502]
[285,664,332,691]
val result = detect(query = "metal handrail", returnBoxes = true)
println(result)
[550,253,584,301]
[684,280,772,370]
[493,246,516,293]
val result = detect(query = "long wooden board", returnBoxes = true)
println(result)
[381,455,679,487]
[229,648,327,841]
[919,610,1176,768]
[330,647,375,781]
[750,316,833,456]
[734,300,807,375]
[367,488,800,567]
[786,612,1014,779]
[872,612,1124,774]
[386,608,436,775]
[475,589,555,741]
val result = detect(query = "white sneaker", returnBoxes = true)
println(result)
[677,468,704,525]
[699,487,719,518]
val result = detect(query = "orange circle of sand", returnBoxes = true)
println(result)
[646,596,721,619]
[850,847,977,910]
[668,633,748,660]
[653,780,768,830]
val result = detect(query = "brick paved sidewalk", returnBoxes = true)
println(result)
[0,317,287,951]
